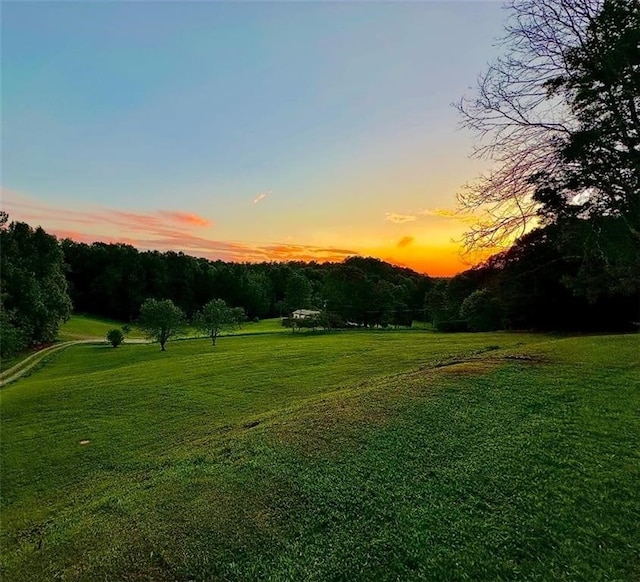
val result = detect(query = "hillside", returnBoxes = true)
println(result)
[1,330,639,580]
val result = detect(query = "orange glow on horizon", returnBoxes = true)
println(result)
[366,246,476,277]
[3,189,478,277]
[46,228,473,277]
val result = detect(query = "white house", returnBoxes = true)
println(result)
[291,309,321,319]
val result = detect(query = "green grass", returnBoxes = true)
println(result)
[1,330,638,580]
[227,317,288,335]
[58,314,145,341]
[58,314,286,343]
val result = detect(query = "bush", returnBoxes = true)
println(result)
[106,328,125,348]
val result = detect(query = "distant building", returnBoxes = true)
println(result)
[291,309,321,319]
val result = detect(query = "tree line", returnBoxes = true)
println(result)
[60,239,431,325]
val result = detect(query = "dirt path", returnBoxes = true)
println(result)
[0,338,150,388]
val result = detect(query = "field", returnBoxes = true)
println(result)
[58,313,288,343]
[58,314,146,341]
[1,326,639,581]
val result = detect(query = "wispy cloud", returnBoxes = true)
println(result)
[247,243,357,263]
[418,208,457,218]
[385,212,417,224]
[418,207,476,224]
[396,236,414,249]
[157,211,211,227]
[384,207,476,226]
[1,189,358,265]
[2,190,213,235]
[253,190,271,205]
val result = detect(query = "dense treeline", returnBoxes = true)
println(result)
[60,239,432,326]
[427,218,640,333]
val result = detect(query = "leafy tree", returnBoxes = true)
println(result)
[453,226,638,332]
[460,289,502,332]
[106,328,125,348]
[240,270,272,319]
[194,299,234,346]
[138,298,185,351]
[424,280,448,327]
[0,213,72,356]
[322,264,375,327]
[318,310,343,331]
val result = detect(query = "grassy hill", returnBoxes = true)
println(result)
[1,330,638,580]
[58,314,145,341]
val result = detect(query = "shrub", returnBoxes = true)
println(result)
[106,328,125,348]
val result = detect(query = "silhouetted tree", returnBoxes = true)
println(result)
[457,0,639,252]
[284,271,313,313]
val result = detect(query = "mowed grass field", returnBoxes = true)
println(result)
[58,313,287,343]
[58,314,146,341]
[1,328,639,581]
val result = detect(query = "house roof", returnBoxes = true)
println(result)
[292,309,321,316]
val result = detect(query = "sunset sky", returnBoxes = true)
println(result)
[2,1,506,276]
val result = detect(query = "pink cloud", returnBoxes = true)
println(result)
[2,189,213,237]
[158,210,211,227]
[1,188,360,266]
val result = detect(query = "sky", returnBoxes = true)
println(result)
[1,1,506,276]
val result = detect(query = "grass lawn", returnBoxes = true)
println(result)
[227,317,288,336]
[1,330,638,580]
[59,314,287,344]
[58,314,145,341]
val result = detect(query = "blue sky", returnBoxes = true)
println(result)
[2,1,506,275]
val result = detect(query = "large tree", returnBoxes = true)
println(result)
[547,0,640,236]
[0,213,72,356]
[457,0,639,250]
